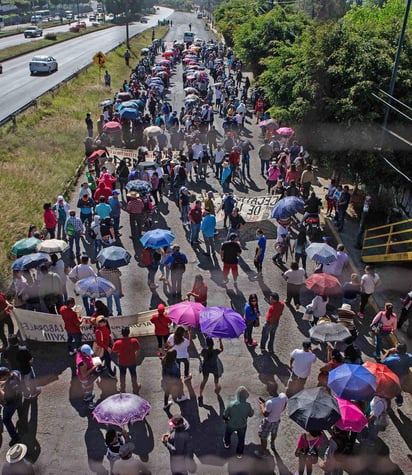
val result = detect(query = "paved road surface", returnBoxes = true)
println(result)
[1,11,411,475]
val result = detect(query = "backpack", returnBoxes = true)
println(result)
[171,254,186,271]
[141,248,153,267]
[66,219,76,237]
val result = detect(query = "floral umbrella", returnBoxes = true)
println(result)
[93,393,151,427]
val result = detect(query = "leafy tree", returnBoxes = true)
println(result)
[214,0,253,46]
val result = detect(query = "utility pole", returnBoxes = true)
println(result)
[125,0,130,48]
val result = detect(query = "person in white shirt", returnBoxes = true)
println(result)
[214,145,225,180]
[68,255,96,316]
[323,244,348,278]
[358,265,381,318]
[309,294,329,326]
[286,340,317,397]
[255,381,287,457]
[283,262,306,309]
[165,326,192,379]
[191,138,203,176]
[365,395,388,444]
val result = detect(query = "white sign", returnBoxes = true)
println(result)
[107,147,139,167]
[13,308,157,343]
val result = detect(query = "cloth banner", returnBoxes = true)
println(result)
[107,147,139,167]
[12,308,156,343]
[200,194,280,223]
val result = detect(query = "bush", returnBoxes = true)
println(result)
[45,33,57,40]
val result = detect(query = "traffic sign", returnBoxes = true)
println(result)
[93,51,107,66]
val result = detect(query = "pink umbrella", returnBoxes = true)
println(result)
[168,301,204,327]
[93,393,151,427]
[276,126,295,137]
[334,396,368,433]
[103,121,122,132]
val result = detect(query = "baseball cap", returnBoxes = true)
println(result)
[112,190,120,195]
[80,344,94,356]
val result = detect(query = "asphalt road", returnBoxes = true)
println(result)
[1,11,411,475]
[0,7,173,123]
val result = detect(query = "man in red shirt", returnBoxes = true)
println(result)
[126,191,145,240]
[60,298,83,356]
[112,326,141,394]
[188,200,203,245]
[150,304,172,357]
[260,293,284,354]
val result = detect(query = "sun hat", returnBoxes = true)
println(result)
[6,444,28,464]
[337,304,355,316]
[126,190,140,198]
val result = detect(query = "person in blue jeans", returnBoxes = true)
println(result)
[260,293,285,353]
[223,386,254,458]
[188,200,202,245]
[243,294,260,347]
[200,209,217,256]
[0,367,23,446]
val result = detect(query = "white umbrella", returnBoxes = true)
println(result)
[143,126,162,136]
[37,239,69,254]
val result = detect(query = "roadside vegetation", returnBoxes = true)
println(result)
[0,24,114,62]
[215,0,411,191]
[0,25,168,288]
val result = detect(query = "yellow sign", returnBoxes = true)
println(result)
[93,51,107,66]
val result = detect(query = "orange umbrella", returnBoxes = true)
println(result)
[363,361,401,399]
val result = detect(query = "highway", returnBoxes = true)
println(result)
[0,7,173,122]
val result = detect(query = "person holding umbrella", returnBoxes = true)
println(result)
[76,344,100,410]
[98,266,123,316]
[198,337,224,407]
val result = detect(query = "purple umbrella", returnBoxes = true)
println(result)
[199,306,246,339]
[168,301,204,327]
[93,393,151,427]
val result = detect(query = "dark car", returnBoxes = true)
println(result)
[140,17,148,23]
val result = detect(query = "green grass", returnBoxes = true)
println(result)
[0,25,168,288]
[0,24,114,62]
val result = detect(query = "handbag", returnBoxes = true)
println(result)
[303,305,314,322]
[253,318,260,327]
[371,314,383,334]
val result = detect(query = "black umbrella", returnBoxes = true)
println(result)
[288,387,341,431]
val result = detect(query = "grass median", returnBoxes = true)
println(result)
[0,24,114,62]
[0,25,168,288]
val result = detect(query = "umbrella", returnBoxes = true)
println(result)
[119,107,139,120]
[93,393,151,427]
[258,118,279,128]
[309,323,351,343]
[306,243,337,265]
[185,94,200,101]
[276,126,295,136]
[125,179,152,194]
[117,100,140,111]
[96,246,132,269]
[199,306,246,339]
[156,59,171,66]
[363,361,401,399]
[288,387,341,431]
[37,239,69,254]
[143,125,162,136]
[328,364,376,401]
[75,276,116,298]
[334,396,368,433]
[11,252,50,271]
[117,92,132,101]
[271,196,305,219]
[99,99,113,107]
[103,121,122,133]
[11,238,41,257]
[168,301,204,327]
[140,229,175,249]
[141,47,150,54]
[162,51,174,58]
[305,273,342,296]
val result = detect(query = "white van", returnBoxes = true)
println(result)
[31,15,42,24]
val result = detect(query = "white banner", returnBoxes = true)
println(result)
[201,194,279,223]
[107,147,139,167]
[12,308,157,343]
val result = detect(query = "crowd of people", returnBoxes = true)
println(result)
[1,25,412,475]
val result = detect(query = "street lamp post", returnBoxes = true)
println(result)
[125,0,130,48]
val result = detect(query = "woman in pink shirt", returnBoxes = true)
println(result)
[43,202,57,239]
[370,302,397,361]
[267,162,280,194]
[285,164,300,186]
[295,430,324,475]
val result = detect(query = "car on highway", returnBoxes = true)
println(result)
[29,55,58,75]
[140,17,148,23]
[89,14,96,20]
[24,26,43,38]
[197,13,203,18]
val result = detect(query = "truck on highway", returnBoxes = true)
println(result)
[183,31,195,44]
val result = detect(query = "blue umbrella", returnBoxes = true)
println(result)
[74,276,116,298]
[140,229,175,249]
[99,99,113,107]
[306,243,337,265]
[11,252,50,271]
[96,246,132,268]
[328,364,376,401]
[119,107,139,120]
[271,196,305,219]
[199,307,246,339]
[125,179,152,194]
[117,100,140,110]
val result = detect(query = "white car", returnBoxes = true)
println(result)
[29,55,58,75]
[24,26,43,38]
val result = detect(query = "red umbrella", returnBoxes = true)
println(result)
[103,121,122,133]
[305,273,341,296]
[162,50,174,58]
[363,361,401,399]
[276,126,295,137]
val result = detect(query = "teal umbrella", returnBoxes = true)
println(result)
[11,238,41,257]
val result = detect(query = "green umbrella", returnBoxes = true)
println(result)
[11,237,41,257]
